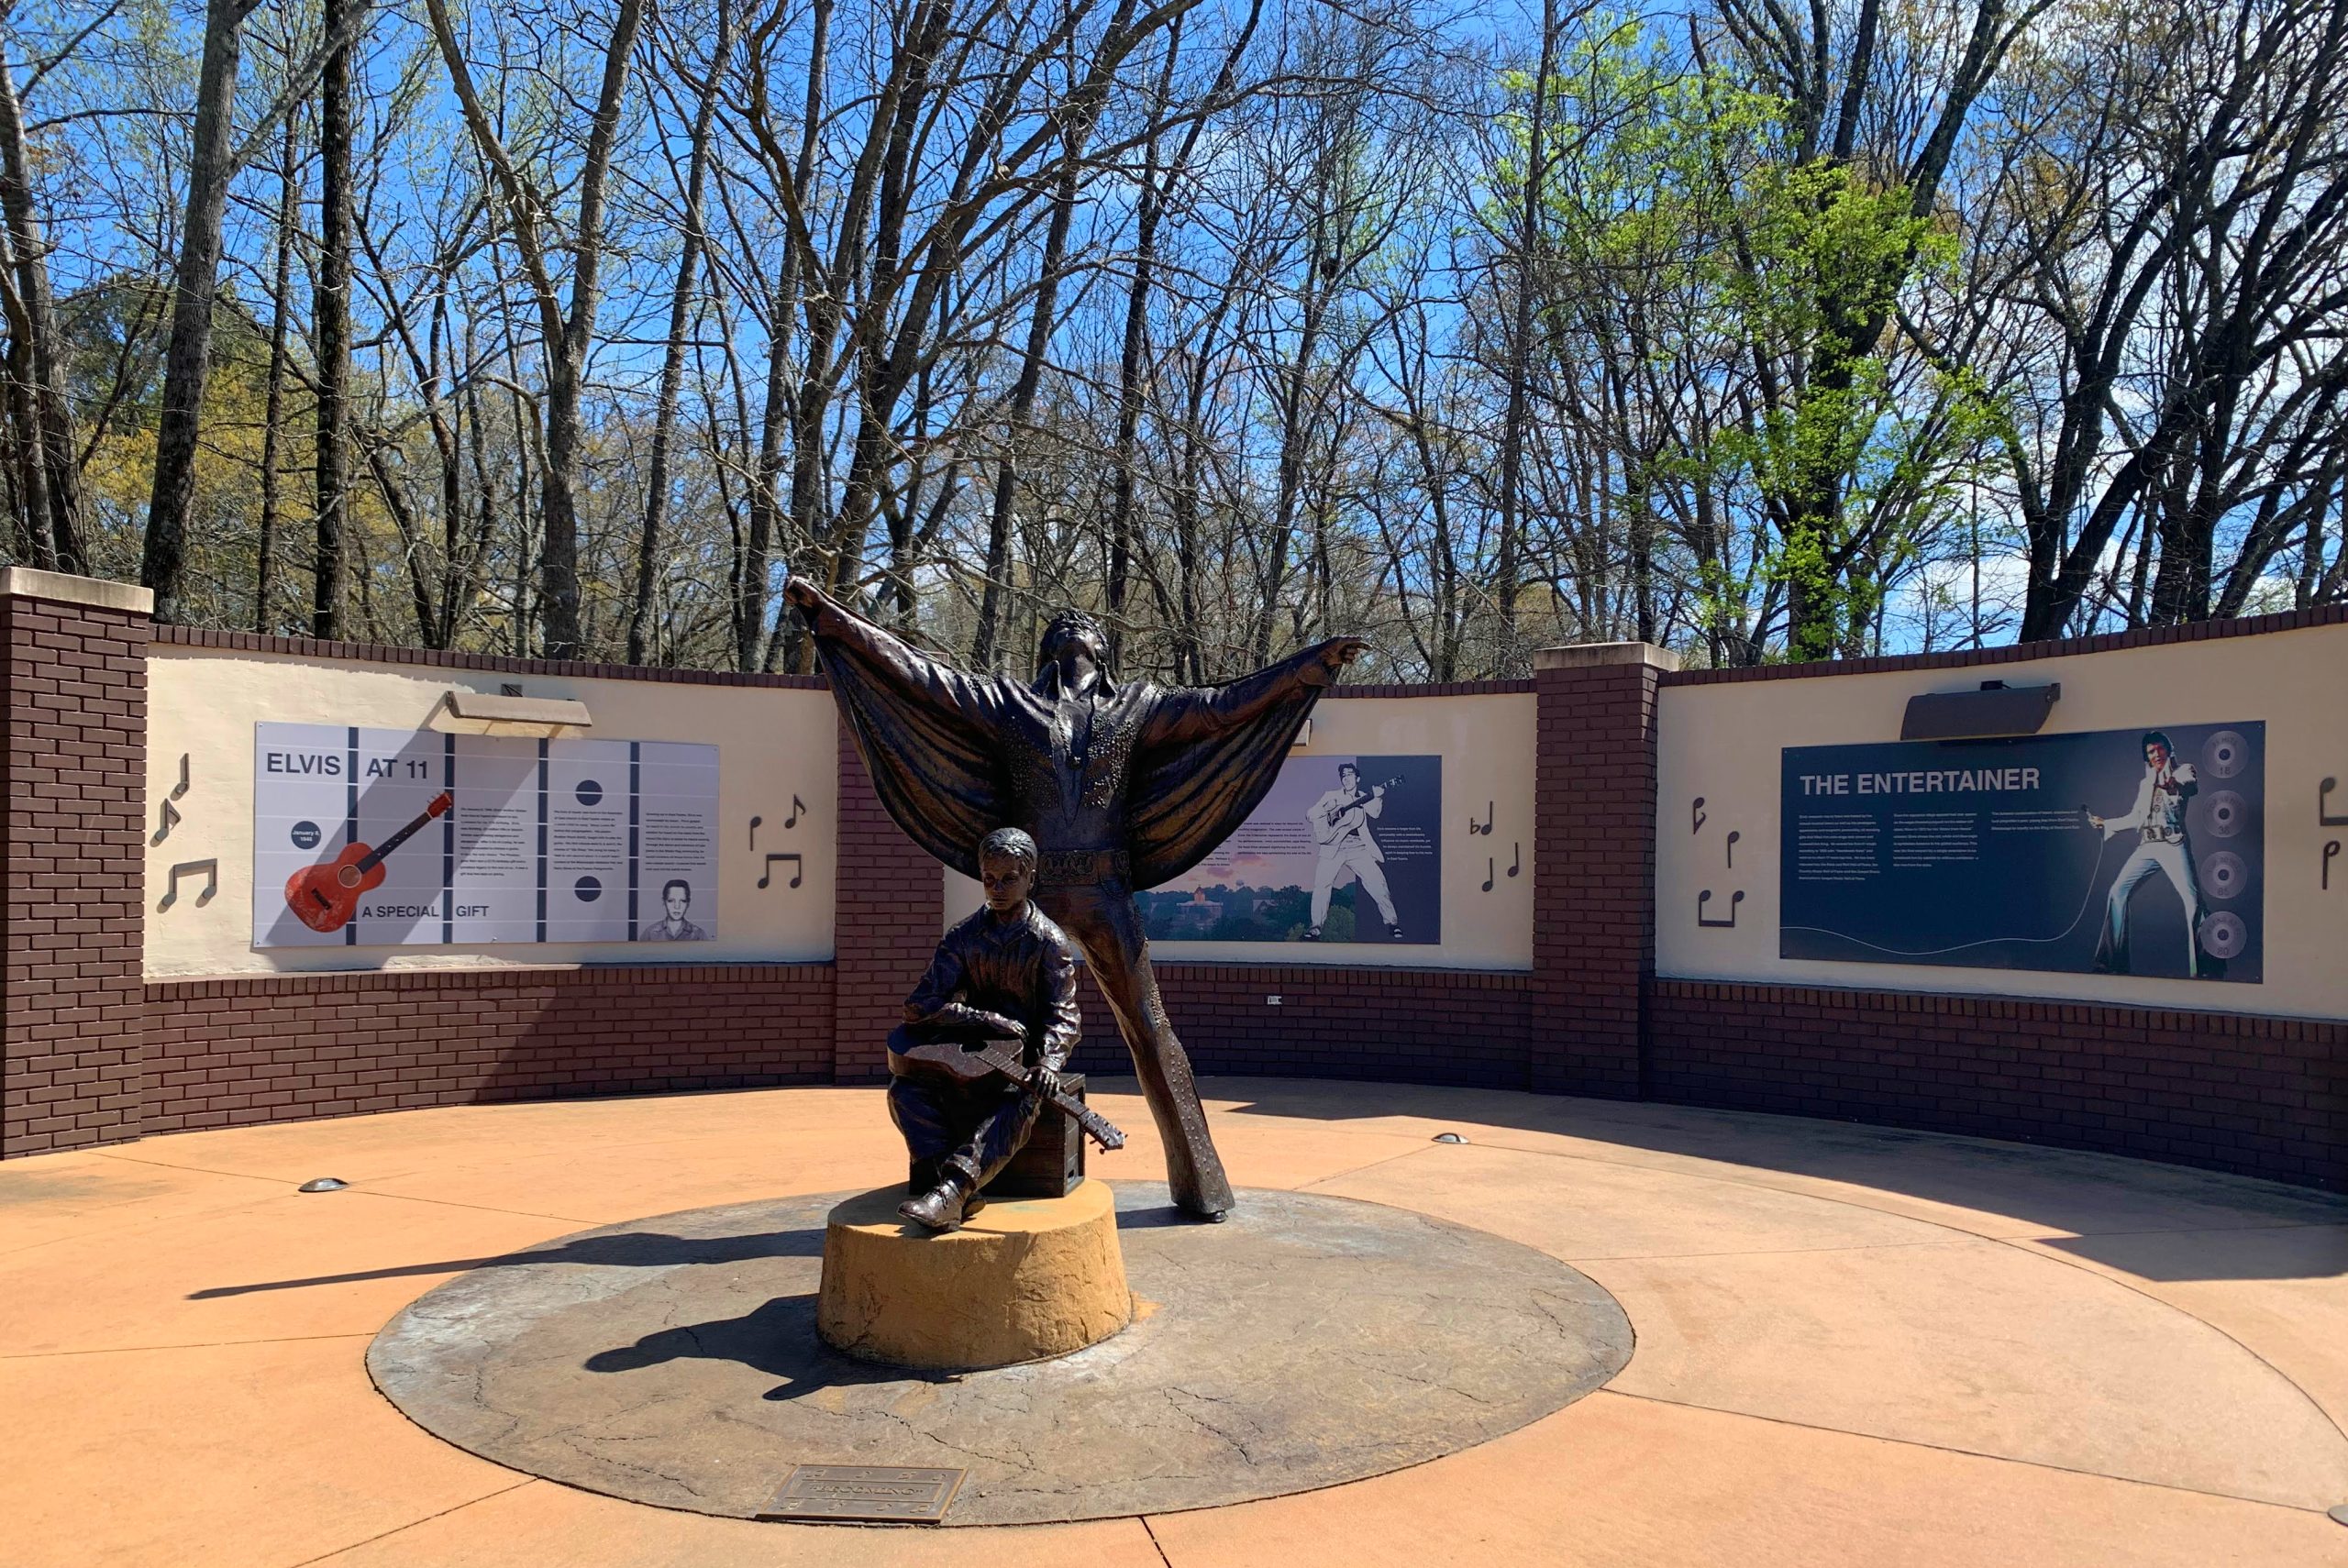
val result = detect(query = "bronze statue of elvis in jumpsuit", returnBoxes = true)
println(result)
[787,578,1365,1220]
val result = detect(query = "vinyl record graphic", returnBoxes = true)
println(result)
[2202,730,2250,778]
[2202,850,2248,901]
[2198,910,2247,959]
[2202,790,2248,838]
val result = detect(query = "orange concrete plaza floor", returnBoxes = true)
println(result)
[5,1077,2347,1567]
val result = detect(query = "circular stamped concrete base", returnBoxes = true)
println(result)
[817,1179,1132,1369]
[368,1184,1632,1526]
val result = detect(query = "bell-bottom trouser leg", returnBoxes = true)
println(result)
[1037,882,1235,1216]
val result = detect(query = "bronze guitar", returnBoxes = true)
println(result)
[887,1032,1126,1152]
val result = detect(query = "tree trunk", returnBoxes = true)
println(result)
[1494,0,1559,654]
[0,51,83,571]
[628,0,730,666]
[256,102,298,634]
[0,222,54,568]
[140,0,256,620]
[313,0,354,637]
[972,158,1080,668]
[425,0,647,661]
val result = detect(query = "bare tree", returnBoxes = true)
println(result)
[425,0,648,658]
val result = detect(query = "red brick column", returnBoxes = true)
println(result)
[2,570,151,1157]
[1531,641,1676,1098]
[829,716,942,1084]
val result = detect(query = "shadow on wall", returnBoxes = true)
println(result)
[1185,1075,2348,1285]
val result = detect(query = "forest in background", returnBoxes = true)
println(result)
[8,0,2348,679]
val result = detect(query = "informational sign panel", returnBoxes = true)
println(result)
[1137,754,1442,944]
[254,723,719,948]
[1780,723,2264,981]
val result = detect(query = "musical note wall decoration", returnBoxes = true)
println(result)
[2325,840,2341,891]
[172,753,190,800]
[1697,888,1744,928]
[759,852,804,889]
[2322,777,2348,827]
[153,797,182,845]
[1507,842,1521,878]
[1469,801,1493,835]
[752,795,810,852]
[1691,796,1707,834]
[1725,830,1741,868]
[160,859,217,911]
[1481,857,1495,892]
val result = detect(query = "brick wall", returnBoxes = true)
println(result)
[143,965,833,1133]
[1648,979,2348,1190]
[829,717,943,1084]
[1068,964,1532,1090]
[1,585,149,1157]
[1530,646,1669,1098]
[4,573,2343,1198]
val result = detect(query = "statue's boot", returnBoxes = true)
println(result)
[899,1170,977,1231]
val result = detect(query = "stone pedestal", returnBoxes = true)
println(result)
[815,1177,1131,1370]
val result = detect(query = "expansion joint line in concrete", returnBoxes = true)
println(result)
[0,1331,372,1361]
[94,1149,607,1227]
[1596,1388,2341,1516]
[1294,1141,1462,1192]
[1140,1513,1177,1566]
[282,1479,537,1568]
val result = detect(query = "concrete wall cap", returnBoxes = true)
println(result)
[1533,641,1680,672]
[0,567,153,616]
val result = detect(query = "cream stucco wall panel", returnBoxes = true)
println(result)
[1656,625,2348,1019]
[945,691,1535,971]
[145,647,836,977]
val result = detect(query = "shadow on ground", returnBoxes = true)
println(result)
[583,1291,928,1402]
[188,1225,825,1299]
[1160,1074,2348,1282]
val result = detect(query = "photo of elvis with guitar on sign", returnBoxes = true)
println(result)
[1136,754,1442,944]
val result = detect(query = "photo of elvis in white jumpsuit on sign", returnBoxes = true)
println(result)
[1137,755,1441,944]
[1780,723,2263,982]
[2087,731,2210,976]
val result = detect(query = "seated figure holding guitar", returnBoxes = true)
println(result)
[1305,762,1401,941]
[886,826,1103,1231]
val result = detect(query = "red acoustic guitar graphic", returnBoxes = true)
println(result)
[284,791,453,934]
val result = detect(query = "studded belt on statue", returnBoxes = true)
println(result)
[1036,848,1131,888]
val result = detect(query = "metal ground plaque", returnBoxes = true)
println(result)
[759,1464,966,1523]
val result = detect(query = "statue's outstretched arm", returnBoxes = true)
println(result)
[1145,636,1368,745]
[788,575,1003,723]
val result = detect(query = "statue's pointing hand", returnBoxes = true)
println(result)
[1311,636,1370,685]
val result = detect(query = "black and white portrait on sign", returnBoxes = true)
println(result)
[637,877,712,941]
[1138,754,1441,944]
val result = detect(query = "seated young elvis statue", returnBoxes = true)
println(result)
[886,827,1084,1231]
